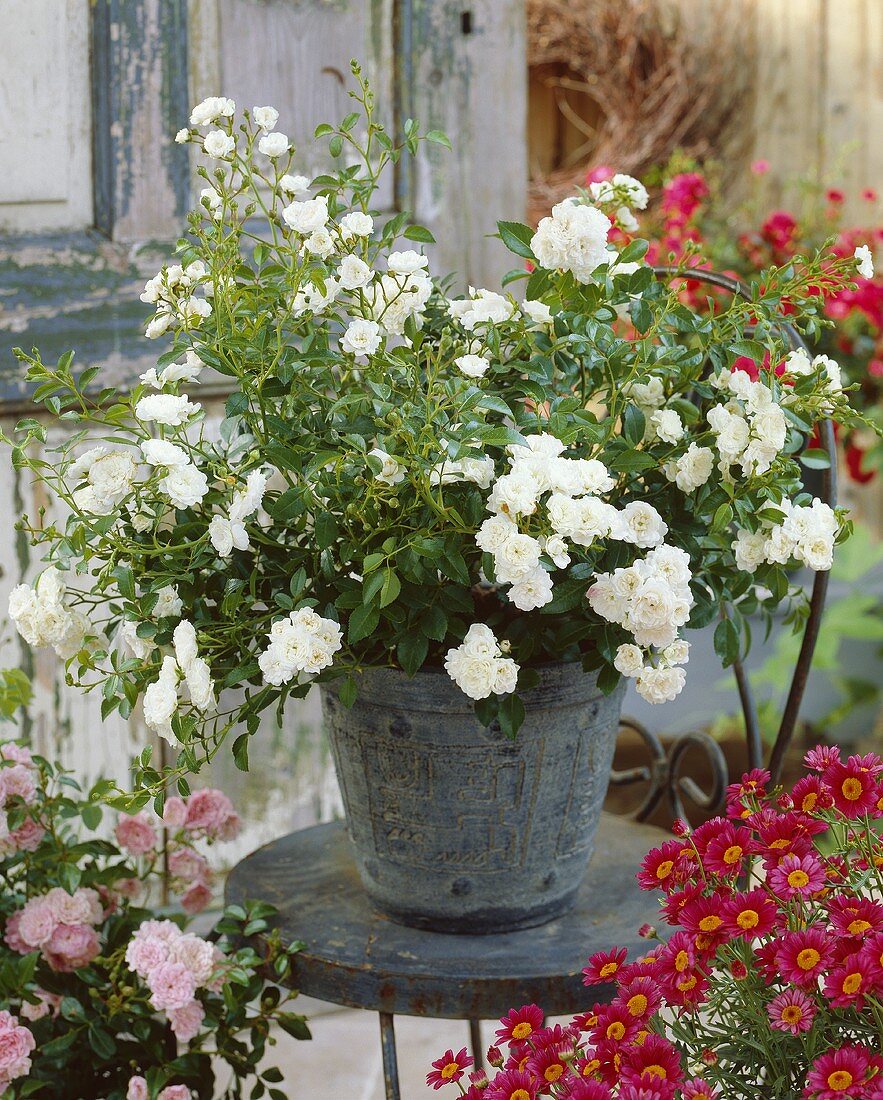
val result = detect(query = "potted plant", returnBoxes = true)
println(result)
[4,64,869,932]
[432,745,883,1099]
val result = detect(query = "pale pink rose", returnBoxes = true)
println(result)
[127,1076,149,1100]
[125,933,170,978]
[169,934,215,985]
[0,765,37,806]
[184,788,235,836]
[168,847,210,884]
[4,913,29,955]
[162,796,187,829]
[147,961,197,1011]
[19,990,61,1022]
[114,877,143,901]
[180,882,213,915]
[218,811,242,841]
[8,818,45,852]
[0,1010,35,1086]
[138,919,182,943]
[44,923,100,972]
[158,1086,192,1100]
[167,998,205,1042]
[17,899,57,947]
[204,945,227,993]
[44,887,99,927]
[0,743,34,767]
[115,811,158,856]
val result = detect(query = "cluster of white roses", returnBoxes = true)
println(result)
[706,370,789,478]
[529,173,647,283]
[208,469,269,558]
[444,624,519,701]
[8,570,88,660]
[588,545,694,703]
[141,261,213,340]
[142,620,216,743]
[733,498,839,573]
[258,608,343,687]
[474,433,669,614]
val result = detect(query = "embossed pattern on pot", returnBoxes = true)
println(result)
[321,662,626,933]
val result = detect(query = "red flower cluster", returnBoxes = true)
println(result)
[428,745,883,1098]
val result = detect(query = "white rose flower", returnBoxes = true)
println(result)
[530,200,612,283]
[258,131,290,158]
[613,643,644,677]
[368,448,405,486]
[339,211,374,238]
[304,228,335,259]
[624,377,665,410]
[337,255,373,290]
[141,440,190,467]
[341,318,382,357]
[784,347,813,376]
[615,206,639,233]
[159,465,209,509]
[669,444,714,493]
[521,299,552,325]
[387,250,429,275]
[175,128,189,144]
[448,288,515,330]
[476,514,518,554]
[493,533,542,583]
[135,394,199,426]
[619,502,668,547]
[487,470,541,518]
[172,619,198,671]
[203,130,235,159]
[635,665,686,704]
[258,611,342,685]
[119,619,155,660]
[143,656,181,743]
[252,105,279,132]
[541,534,571,569]
[508,568,554,611]
[649,409,685,444]
[153,585,183,619]
[855,244,874,279]
[492,659,520,695]
[455,354,491,378]
[282,196,329,235]
[208,515,248,557]
[662,639,690,666]
[189,97,234,126]
[460,623,502,659]
[279,174,311,197]
[445,625,519,700]
[812,354,843,393]
[145,313,173,339]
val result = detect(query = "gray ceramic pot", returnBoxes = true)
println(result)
[320,662,626,934]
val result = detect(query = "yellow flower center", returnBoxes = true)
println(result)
[645,1064,668,1079]
[770,838,789,849]
[600,961,619,978]
[842,777,863,801]
[607,1022,626,1041]
[678,975,698,991]
[781,1005,803,1024]
[544,1066,564,1083]
[828,1071,854,1091]
[655,860,674,880]
[582,1060,600,1076]
[848,919,872,935]
[798,948,821,970]
[512,1091,531,1100]
[698,915,722,932]
[801,792,818,811]
[511,1022,533,1040]
[627,994,648,1016]
[675,949,690,972]
[842,972,862,994]
[787,869,810,889]
[441,1063,459,1080]
[723,845,743,864]
[737,909,759,929]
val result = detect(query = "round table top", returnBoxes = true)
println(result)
[225,813,665,1020]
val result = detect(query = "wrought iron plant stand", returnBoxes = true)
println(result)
[226,272,836,1099]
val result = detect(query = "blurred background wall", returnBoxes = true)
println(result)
[0,0,880,845]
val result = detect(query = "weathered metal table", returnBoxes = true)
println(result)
[226,813,664,1100]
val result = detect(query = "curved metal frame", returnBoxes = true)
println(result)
[610,267,837,822]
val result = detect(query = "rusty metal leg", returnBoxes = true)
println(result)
[469,1018,484,1069]
[379,1012,401,1100]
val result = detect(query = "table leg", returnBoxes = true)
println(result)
[469,1019,483,1069]
[379,1012,401,1100]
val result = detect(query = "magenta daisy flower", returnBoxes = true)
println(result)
[495,1003,544,1045]
[426,1047,473,1090]
[768,852,826,898]
[776,928,833,987]
[805,1045,874,1099]
[484,1068,538,1100]
[582,946,628,986]
[767,988,816,1035]
[681,1080,721,1100]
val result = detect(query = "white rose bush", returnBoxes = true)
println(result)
[5,63,870,800]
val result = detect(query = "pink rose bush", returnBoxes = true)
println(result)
[0,741,308,1098]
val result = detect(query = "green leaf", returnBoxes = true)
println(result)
[730,338,766,363]
[348,604,379,644]
[338,677,358,707]
[81,803,102,831]
[714,617,740,667]
[379,569,401,608]
[112,566,135,601]
[622,404,645,446]
[232,733,250,772]
[800,448,831,470]
[498,693,525,738]
[278,1013,312,1040]
[426,129,452,149]
[397,632,428,675]
[629,298,652,333]
[421,604,448,642]
[403,224,436,243]
[497,220,536,260]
